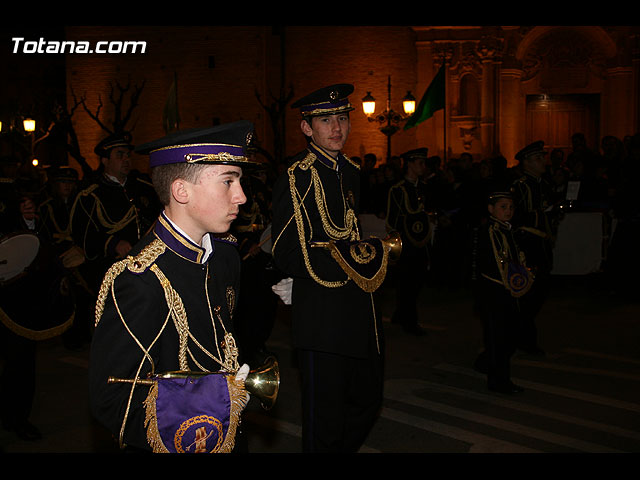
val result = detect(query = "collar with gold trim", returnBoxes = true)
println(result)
[154,212,212,264]
[308,141,348,171]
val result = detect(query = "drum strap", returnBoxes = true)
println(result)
[0,306,74,341]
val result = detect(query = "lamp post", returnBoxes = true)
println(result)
[362,76,415,162]
[22,117,38,165]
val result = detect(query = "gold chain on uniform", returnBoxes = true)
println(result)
[95,238,239,373]
[488,222,527,289]
[288,152,359,288]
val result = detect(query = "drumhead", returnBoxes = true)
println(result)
[0,233,40,282]
[259,223,272,254]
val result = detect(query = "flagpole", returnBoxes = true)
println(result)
[443,62,446,163]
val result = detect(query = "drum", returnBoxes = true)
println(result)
[0,232,75,341]
[259,223,272,255]
[0,232,40,283]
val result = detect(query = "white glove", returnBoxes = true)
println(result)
[235,363,250,382]
[271,277,293,305]
[235,363,251,403]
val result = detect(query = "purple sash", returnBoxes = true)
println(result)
[506,262,534,298]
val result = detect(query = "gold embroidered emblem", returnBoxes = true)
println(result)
[226,286,235,315]
[350,242,376,264]
[411,221,424,234]
[175,415,224,453]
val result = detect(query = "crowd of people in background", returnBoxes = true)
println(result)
[1,127,639,443]
[2,129,640,345]
[356,131,640,295]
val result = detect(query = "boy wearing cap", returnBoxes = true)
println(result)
[89,121,258,452]
[271,84,385,452]
[475,192,532,394]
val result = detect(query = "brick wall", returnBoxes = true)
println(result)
[65,26,418,175]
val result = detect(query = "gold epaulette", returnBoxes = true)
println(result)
[343,154,360,170]
[78,183,99,197]
[95,238,166,327]
[290,151,316,172]
[212,232,238,244]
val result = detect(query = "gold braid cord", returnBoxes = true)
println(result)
[387,183,431,247]
[95,238,245,452]
[327,241,389,293]
[287,152,359,288]
[95,239,167,327]
[487,223,533,297]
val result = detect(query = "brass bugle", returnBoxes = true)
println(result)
[244,355,280,410]
[310,231,402,261]
[383,231,403,261]
[107,355,280,410]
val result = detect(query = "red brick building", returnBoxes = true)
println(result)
[7,26,639,175]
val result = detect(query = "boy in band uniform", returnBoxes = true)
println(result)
[271,84,386,452]
[89,121,258,452]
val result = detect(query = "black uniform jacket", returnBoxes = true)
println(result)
[271,142,381,359]
[386,177,432,249]
[510,171,554,271]
[70,173,161,276]
[475,216,525,315]
[88,212,241,450]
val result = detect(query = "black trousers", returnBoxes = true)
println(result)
[299,348,384,452]
[481,307,519,387]
[476,281,520,387]
[392,245,429,329]
[0,324,37,428]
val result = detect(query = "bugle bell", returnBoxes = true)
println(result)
[243,355,280,410]
[383,231,402,261]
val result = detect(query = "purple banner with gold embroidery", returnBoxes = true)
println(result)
[144,373,246,453]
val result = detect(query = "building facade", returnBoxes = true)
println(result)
[51,26,640,174]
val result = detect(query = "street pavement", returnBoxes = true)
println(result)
[1,273,639,456]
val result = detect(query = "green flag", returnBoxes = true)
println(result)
[162,72,180,134]
[404,64,445,130]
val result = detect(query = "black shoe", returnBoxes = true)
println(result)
[4,421,42,441]
[488,381,524,395]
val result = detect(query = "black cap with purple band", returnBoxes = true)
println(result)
[135,120,259,169]
[291,84,355,117]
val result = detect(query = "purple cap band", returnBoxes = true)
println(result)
[149,143,247,167]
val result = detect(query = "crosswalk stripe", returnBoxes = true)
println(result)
[433,363,640,413]
[563,348,640,366]
[398,378,640,442]
[380,407,541,453]
[384,379,623,453]
[512,358,640,381]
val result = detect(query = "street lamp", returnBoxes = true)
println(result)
[362,76,415,161]
[23,118,36,133]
